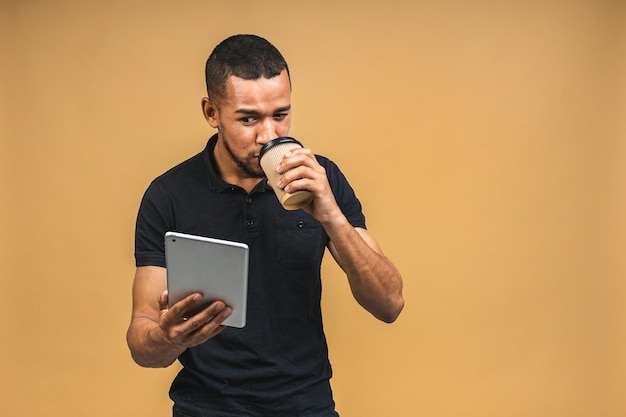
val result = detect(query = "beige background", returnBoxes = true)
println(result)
[1,0,625,416]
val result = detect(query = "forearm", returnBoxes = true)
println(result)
[325,216,404,323]
[126,316,186,368]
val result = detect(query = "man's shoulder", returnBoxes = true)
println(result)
[151,151,205,186]
[314,154,339,171]
[314,154,347,184]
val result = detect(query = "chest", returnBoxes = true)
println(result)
[171,187,328,269]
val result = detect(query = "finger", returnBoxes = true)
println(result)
[162,293,204,325]
[280,165,326,193]
[160,300,227,345]
[185,323,228,347]
[158,290,169,311]
[277,149,316,173]
[284,147,314,159]
[183,301,228,328]
[181,306,233,347]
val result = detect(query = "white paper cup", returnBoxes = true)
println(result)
[259,137,314,210]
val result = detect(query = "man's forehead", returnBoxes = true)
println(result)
[220,71,291,109]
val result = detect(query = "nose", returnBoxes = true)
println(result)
[256,118,279,146]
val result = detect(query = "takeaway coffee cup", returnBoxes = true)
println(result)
[259,137,314,210]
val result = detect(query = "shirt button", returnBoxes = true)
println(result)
[298,221,305,228]
[245,197,252,204]
[247,219,255,226]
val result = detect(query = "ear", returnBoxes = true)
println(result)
[201,97,219,129]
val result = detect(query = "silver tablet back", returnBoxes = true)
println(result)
[165,231,249,328]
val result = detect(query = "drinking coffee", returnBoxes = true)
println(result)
[259,137,314,210]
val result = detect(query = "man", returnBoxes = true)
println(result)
[127,34,404,417]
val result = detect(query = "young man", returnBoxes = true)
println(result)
[127,34,404,417]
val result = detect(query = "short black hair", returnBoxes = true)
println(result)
[205,34,290,103]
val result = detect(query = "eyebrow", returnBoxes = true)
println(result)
[235,105,291,115]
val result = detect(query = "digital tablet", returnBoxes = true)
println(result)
[164,231,249,328]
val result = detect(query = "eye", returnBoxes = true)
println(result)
[240,116,256,124]
[274,113,288,120]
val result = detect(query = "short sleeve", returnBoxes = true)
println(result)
[134,181,173,267]
[319,156,366,230]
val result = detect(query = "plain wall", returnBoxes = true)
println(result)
[1,1,625,416]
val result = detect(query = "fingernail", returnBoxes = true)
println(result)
[275,163,282,172]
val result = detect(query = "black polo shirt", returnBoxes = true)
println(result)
[135,134,366,416]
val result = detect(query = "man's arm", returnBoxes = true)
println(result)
[327,224,404,323]
[126,266,232,368]
[275,148,404,323]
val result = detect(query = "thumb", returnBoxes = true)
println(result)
[158,290,169,311]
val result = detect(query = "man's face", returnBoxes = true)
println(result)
[205,70,292,179]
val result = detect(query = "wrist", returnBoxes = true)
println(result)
[148,326,184,368]
[319,210,351,236]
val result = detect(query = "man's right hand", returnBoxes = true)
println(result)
[126,266,231,368]
[157,290,232,349]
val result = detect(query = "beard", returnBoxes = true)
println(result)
[223,137,265,179]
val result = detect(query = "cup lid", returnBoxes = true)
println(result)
[258,137,303,161]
